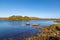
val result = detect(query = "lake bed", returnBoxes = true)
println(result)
[0,20,55,40]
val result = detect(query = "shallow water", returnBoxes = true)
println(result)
[0,20,55,40]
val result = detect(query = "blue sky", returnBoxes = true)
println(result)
[0,0,60,18]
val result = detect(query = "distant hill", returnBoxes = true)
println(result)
[30,17,60,20]
[29,17,41,20]
[0,16,60,20]
[0,18,8,20]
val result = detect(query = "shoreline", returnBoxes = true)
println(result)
[25,23,60,40]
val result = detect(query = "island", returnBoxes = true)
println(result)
[0,15,60,21]
[0,15,30,20]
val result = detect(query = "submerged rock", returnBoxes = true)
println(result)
[25,24,60,40]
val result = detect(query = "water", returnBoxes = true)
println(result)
[0,20,55,40]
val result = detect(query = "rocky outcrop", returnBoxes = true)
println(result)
[25,24,60,40]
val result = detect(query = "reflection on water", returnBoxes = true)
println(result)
[0,20,55,40]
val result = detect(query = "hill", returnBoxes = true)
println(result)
[0,16,60,20]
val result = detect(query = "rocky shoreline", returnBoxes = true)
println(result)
[55,20,60,23]
[25,24,60,40]
[0,23,60,40]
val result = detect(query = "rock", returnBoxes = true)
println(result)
[26,22,30,25]
[46,36,59,40]
[32,24,39,26]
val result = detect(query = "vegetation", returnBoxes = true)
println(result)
[23,16,30,20]
[2,24,60,40]
[7,15,30,20]
[25,24,60,40]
